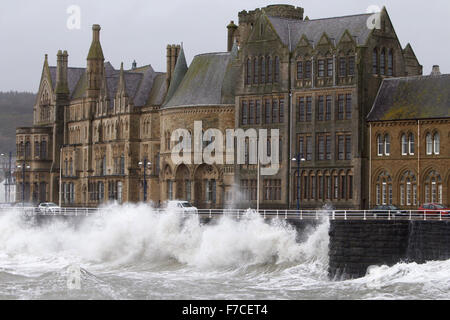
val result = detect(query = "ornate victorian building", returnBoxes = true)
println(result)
[16,4,423,209]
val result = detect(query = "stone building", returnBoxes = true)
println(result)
[16,4,423,209]
[367,69,450,209]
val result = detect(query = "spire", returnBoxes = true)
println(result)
[164,46,188,105]
[117,62,128,97]
[87,24,104,61]
[87,24,105,98]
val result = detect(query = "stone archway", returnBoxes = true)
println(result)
[175,164,191,201]
[194,164,219,208]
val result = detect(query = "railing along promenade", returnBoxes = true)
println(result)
[1,207,450,222]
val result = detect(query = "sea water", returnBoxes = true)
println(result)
[0,204,448,300]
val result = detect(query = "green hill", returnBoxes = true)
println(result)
[0,91,36,155]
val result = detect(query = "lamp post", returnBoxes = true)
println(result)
[0,153,6,203]
[17,162,30,208]
[291,155,306,211]
[138,159,152,202]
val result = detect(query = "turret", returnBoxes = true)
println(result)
[87,24,105,98]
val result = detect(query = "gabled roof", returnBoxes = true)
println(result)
[367,74,450,122]
[49,66,86,97]
[68,62,163,107]
[163,51,237,108]
[267,13,372,50]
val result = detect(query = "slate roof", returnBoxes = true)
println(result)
[49,66,86,96]
[163,51,237,108]
[267,13,373,50]
[60,62,164,107]
[367,74,450,122]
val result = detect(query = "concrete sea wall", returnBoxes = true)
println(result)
[328,220,450,279]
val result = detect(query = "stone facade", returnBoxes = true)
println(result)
[16,5,423,209]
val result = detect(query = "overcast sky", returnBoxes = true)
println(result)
[0,0,448,92]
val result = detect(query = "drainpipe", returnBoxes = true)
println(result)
[417,120,420,206]
[287,23,293,209]
[369,123,372,208]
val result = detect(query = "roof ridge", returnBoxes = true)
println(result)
[383,74,450,81]
[268,12,371,23]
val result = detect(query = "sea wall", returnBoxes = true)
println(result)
[329,220,450,279]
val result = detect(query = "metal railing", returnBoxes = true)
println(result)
[0,206,449,221]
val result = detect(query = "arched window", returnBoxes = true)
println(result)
[433,132,440,155]
[384,134,390,155]
[372,48,378,74]
[426,133,433,155]
[377,135,383,156]
[400,171,417,206]
[388,49,394,76]
[424,170,442,204]
[408,133,415,155]
[376,171,392,205]
[246,58,251,85]
[401,134,408,155]
[253,57,258,84]
[120,154,125,175]
[40,141,47,159]
[260,56,265,84]
[380,49,386,75]
[274,56,280,83]
[266,56,272,83]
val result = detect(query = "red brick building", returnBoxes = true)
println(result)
[367,70,450,209]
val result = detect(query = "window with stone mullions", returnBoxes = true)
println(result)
[298,97,305,122]
[305,61,311,79]
[318,59,325,77]
[327,59,333,77]
[265,99,271,124]
[297,61,303,79]
[339,57,347,77]
[241,101,248,125]
[249,100,255,124]
[317,96,324,121]
[272,99,279,123]
[306,97,312,122]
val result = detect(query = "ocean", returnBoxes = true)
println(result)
[0,204,448,300]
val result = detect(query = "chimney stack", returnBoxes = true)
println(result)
[227,21,238,52]
[166,44,181,88]
[56,50,69,95]
[431,65,441,76]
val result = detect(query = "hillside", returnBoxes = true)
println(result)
[0,91,36,155]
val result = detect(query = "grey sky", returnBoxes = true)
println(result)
[0,0,448,92]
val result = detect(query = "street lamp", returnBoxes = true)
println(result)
[138,159,152,202]
[291,155,306,211]
[17,162,31,207]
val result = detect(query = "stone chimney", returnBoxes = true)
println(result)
[56,50,69,95]
[430,65,441,76]
[166,44,181,88]
[227,21,238,52]
[132,60,137,70]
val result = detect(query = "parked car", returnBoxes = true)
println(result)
[369,205,407,218]
[418,203,450,215]
[37,202,62,214]
[165,201,198,214]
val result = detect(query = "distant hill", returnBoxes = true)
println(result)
[0,91,36,155]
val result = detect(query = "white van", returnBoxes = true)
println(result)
[165,201,198,214]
